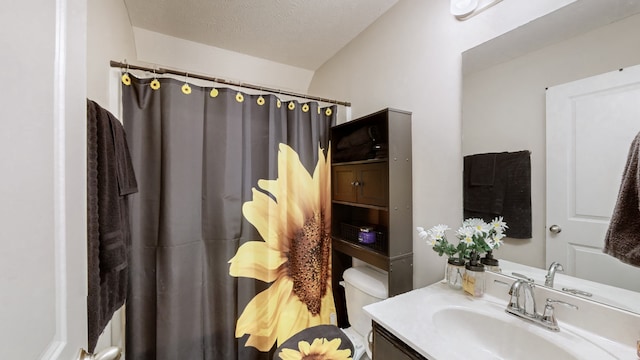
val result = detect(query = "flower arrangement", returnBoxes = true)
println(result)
[416,217,508,262]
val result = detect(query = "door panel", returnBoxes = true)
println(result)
[358,162,388,207]
[0,1,88,358]
[332,165,358,203]
[546,64,640,292]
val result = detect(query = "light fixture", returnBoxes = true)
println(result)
[451,0,503,20]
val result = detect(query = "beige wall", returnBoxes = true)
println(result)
[131,27,315,94]
[308,0,575,287]
[87,0,136,109]
[462,13,640,268]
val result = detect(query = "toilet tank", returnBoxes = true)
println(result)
[342,266,389,337]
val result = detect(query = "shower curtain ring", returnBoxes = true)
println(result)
[121,59,131,86]
[181,72,192,95]
[236,82,245,103]
[257,87,265,106]
[150,67,160,90]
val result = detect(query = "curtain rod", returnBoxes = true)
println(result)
[110,60,351,107]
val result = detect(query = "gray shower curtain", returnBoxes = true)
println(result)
[122,75,337,360]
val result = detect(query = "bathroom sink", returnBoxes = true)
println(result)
[433,307,581,359]
[417,292,618,360]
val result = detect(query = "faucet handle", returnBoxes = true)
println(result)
[511,272,535,283]
[541,298,578,330]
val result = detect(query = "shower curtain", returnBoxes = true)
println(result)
[122,75,338,360]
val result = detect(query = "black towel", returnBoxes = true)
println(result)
[87,99,138,352]
[603,132,640,266]
[469,153,496,186]
[464,151,532,238]
[333,126,377,162]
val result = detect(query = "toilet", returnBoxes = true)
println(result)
[273,265,388,360]
[339,265,389,360]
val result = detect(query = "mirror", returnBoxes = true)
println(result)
[461,0,640,313]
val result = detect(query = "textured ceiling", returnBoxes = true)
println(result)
[124,0,399,70]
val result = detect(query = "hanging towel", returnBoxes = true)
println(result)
[87,99,138,352]
[469,153,497,186]
[464,150,532,238]
[603,131,640,266]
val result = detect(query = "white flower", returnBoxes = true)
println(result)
[490,216,508,232]
[462,218,490,235]
[474,223,490,236]
[430,224,450,240]
[456,226,472,237]
[491,232,505,248]
[417,227,440,246]
[462,218,483,227]
[457,226,475,245]
[416,227,429,240]
[425,234,437,247]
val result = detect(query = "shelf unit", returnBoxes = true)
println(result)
[330,108,413,327]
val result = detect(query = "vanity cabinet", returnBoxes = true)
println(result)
[330,108,413,327]
[372,321,429,360]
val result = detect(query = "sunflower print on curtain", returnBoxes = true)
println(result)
[229,142,336,351]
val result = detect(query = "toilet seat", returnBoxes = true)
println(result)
[274,325,357,360]
[340,327,366,360]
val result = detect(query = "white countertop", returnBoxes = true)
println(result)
[363,275,639,360]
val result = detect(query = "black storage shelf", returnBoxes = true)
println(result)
[330,108,413,327]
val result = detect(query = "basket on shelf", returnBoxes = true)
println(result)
[339,223,387,253]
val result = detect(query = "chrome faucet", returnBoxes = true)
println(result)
[505,279,577,331]
[507,279,537,317]
[545,261,564,287]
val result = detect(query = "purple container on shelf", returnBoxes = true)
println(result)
[358,227,376,244]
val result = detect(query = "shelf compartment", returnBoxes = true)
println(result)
[339,222,388,254]
[331,158,387,167]
[332,200,388,211]
[332,236,390,271]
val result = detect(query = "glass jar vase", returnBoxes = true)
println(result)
[446,257,466,290]
[463,261,486,297]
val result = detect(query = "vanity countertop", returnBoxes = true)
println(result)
[363,274,639,360]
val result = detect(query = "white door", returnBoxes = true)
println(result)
[546,64,640,293]
[0,0,88,359]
